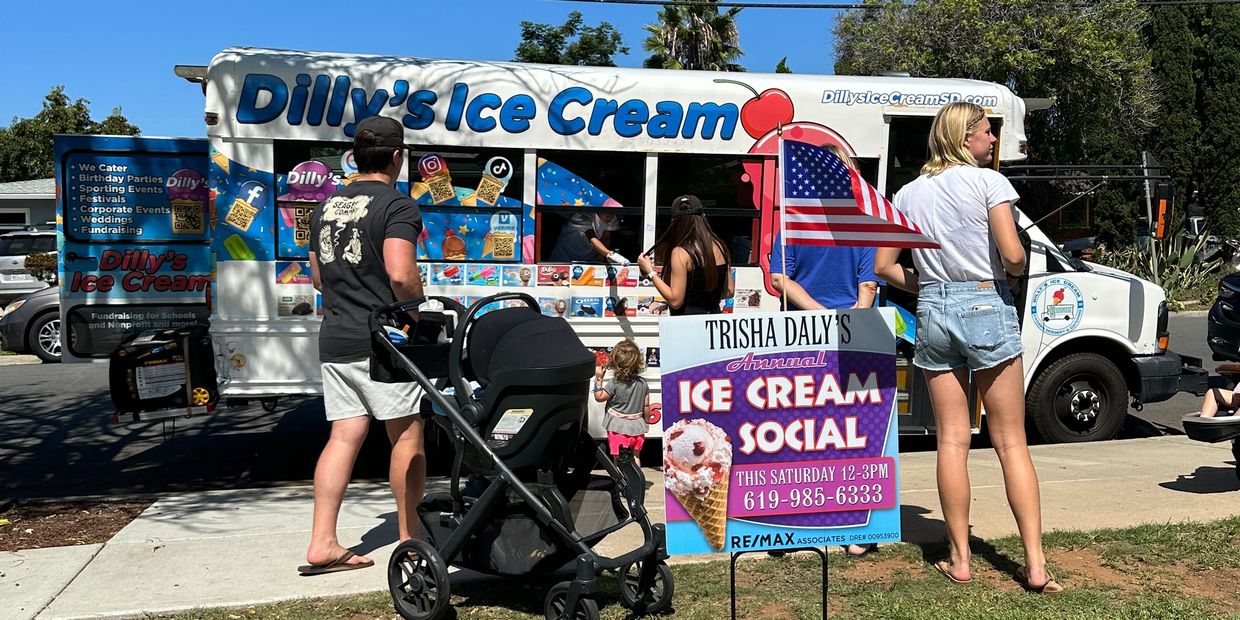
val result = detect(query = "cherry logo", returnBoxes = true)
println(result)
[715,79,795,139]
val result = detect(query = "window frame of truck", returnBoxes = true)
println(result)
[201,47,1203,445]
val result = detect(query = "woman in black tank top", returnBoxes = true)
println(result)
[638,195,733,315]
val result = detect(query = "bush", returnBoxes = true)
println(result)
[24,252,57,284]
[1093,231,1224,310]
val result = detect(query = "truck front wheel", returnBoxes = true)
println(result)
[1026,352,1128,443]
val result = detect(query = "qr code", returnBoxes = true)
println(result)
[492,233,515,260]
[224,199,259,232]
[475,177,503,205]
[293,207,313,246]
[172,201,205,234]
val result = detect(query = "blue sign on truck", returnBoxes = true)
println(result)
[54,136,212,360]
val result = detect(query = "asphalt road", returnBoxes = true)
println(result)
[0,313,1222,499]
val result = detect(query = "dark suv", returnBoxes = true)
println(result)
[1208,271,1240,362]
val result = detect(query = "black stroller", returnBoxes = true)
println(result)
[370,292,673,620]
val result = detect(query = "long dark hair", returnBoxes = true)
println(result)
[648,196,731,290]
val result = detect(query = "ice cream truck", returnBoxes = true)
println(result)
[59,47,1204,444]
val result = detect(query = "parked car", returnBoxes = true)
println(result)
[0,228,55,304]
[0,285,60,362]
[1207,271,1240,362]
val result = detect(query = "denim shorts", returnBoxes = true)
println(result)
[913,281,1023,372]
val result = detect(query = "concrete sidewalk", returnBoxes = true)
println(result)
[7,436,1239,620]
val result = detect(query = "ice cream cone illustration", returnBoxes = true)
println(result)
[664,419,732,550]
[211,150,230,174]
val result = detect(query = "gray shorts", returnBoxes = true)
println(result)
[914,281,1024,372]
[322,358,425,421]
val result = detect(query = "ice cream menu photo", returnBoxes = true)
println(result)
[660,310,902,554]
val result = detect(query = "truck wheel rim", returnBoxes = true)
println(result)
[1057,378,1103,430]
[38,319,60,357]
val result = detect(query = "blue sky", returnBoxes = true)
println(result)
[0,1,840,138]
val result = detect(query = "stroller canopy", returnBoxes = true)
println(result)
[467,308,594,386]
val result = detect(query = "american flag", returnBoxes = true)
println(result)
[781,140,939,248]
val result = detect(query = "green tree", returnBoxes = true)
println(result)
[775,57,791,73]
[643,1,744,71]
[513,11,628,66]
[1196,6,1240,237]
[834,0,1155,246]
[0,87,141,183]
[1145,6,1200,225]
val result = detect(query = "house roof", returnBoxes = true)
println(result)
[0,178,55,198]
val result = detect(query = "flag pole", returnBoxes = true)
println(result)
[777,124,788,313]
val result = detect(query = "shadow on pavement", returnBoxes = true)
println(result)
[0,364,403,499]
[1158,465,1240,494]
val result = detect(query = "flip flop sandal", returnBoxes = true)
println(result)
[1014,566,1063,594]
[297,550,374,576]
[933,560,973,585]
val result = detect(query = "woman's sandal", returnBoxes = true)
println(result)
[1014,566,1064,594]
[933,560,972,585]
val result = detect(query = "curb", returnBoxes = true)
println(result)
[0,355,40,366]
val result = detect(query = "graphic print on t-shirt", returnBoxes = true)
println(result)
[318,194,373,265]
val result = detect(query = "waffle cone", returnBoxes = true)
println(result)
[674,474,730,550]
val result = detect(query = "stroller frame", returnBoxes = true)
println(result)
[371,292,671,620]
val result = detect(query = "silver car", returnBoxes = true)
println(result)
[0,229,55,304]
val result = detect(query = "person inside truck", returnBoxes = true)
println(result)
[875,101,1060,594]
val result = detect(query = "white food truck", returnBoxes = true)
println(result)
[60,47,1206,444]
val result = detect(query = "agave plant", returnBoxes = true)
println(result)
[1093,228,1224,310]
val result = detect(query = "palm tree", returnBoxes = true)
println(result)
[643,1,745,72]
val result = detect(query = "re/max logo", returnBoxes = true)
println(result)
[236,73,740,140]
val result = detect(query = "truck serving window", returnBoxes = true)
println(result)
[655,154,760,266]
[535,150,644,264]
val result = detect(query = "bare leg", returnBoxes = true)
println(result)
[924,366,974,582]
[975,357,1049,586]
[307,416,372,566]
[386,415,426,542]
[1200,387,1239,418]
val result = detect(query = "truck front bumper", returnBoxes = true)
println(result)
[1132,351,1208,405]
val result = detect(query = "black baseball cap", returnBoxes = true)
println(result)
[671,194,705,216]
[354,116,408,149]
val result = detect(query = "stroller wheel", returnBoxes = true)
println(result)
[544,582,599,620]
[388,539,451,620]
[618,560,674,614]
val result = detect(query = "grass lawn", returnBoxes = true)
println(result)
[157,517,1240,620]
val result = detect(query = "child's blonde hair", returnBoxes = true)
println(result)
[608,339,645,383]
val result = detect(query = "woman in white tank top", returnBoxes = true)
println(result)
[874,102,1061,593]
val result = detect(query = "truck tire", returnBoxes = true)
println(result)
[1026,352,1127,443]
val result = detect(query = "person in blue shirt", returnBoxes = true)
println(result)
[770,144,879,312]
[769,144,879,556]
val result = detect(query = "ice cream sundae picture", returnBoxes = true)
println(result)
[664,419,733,550]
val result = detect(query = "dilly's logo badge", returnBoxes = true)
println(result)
[1030,278,1084,336]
